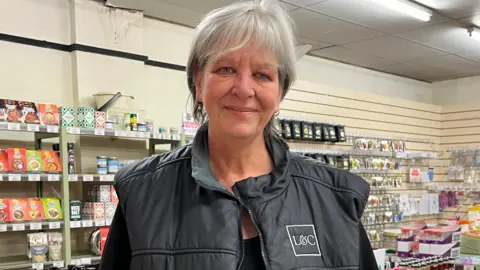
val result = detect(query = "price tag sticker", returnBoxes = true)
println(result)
[162,134,171,140]
[47,125,59,133]
[83,175,94,182]
[28,174,41,181]
[30,222,42,230]
[31,263,44,269]
[144,132,151,138]
[27,124,40,132]
[0,174,3,181]
[95,220,106,227]
[127,131,135,138]
[135,132,144,138]
[8,174,21,181]
[68,174,78,182]
[80,258,92,265]
[94,129,105,136]
[48,174,60,181]
[71,259,80,265]
[114,130,127,137]
[0,224,7,232]
[82,220,93,227]
[12,223,25,231]
[49,222,61,229]
[7,123,21,131]
[70,221,81,228]
[53,261,65,268]
[67,127,81,134]
[99,175,114,182]
[105,219,112,226]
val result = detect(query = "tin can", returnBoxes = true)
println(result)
[107,157,118,174]
[96,156,107,167]
[97,166,108,175]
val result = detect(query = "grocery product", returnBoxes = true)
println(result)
[26,150,43,172]
[9,198,29,221]
[41,198,63,220]
[3,99,23,123]
[69,200,82,221]
[0,150,7,172]
[96,156,107,167]
[21,101,41,124]
[95,111,106,129]
[107,157,118,174]
[27,232,48,263]
[78,107,95,129]
[47,232,63,261]
[0,199,10,222]
[60,106,75,127]
[38,103,59,125]
[27,198,45,221]
[41,150,62,172]
[97,166,107,175]
[6,148,27,172]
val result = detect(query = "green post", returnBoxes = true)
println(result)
[59,126,72,264]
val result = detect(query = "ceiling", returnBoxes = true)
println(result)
[138,0,480,82]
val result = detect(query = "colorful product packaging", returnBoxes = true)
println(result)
[6,148,27,172]
[60,106,75,127]
[0,150,7,172]
[38,104,59,126]
[41,150,62,172]
[0,199,10,222]
[95,111,106,129]
[9,198,30,222]
[21,101,41,124]
[78,107,95,129]
[40,198,63,220]
[100,227,110,255]
[26,150,43,172]
[69,200,82,221]
[27,198,45,221]
[111,186,118,206]
[93,202,105,221]
[3,99,23,123]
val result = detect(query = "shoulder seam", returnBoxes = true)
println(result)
[291,173,367,200]
[117,156,191,184]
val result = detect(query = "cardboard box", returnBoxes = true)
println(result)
[95,111,106,129]
[99,185,111,203]
[70,200,82,221]
[21,101,41,124]
[105,202,116,223]
[38,104,59,125]
[93,202,105,221]
[41,150,62,172]
[111,186,118,205]
[6,148,27,172]
[100,227,110,255]
[60,106,75,127]
[0,150,7,172]
[0,199,10,222]
[78,107,95,129]
[27,198,45,221]
[26,150,43,172]
[82,202,92,220]
[41,198,63,220]
[9,198,30,221]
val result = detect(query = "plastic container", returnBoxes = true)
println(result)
[93,92,134,110]
[106,120,114,130]
[138,123,147,132]
[96,156,107,167]
[97,166,107,175]
[107,157,118,174]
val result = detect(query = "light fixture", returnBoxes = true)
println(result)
[468,27,480,42]
[372,0,433,22]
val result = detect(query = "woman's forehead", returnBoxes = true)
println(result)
[213,45,278,67]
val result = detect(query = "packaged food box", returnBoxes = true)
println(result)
[27,198,45,221]
[60,106,75,127]
[0,199,10,222]
[95,111,106,129]
[41,198,63,220]
[26,150,43,172]
[6,148,27,172]
[38,104,59,126]
[78,107,95,129]
[0,100,7,122]
[93,202,105,221]
[100,227,110,255]
[21,101,41,124]
[105,202,116,222]
[2,99,23,123]
[41,150,62,172]
[83,202,93,220]
[69,200,82,221]
[0,150,7,172]
[99,185,111,203]
[9,198,30,221]
[111,186,118,205]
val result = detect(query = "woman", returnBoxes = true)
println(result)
[100,0,377,269]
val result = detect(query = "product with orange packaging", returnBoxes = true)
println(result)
[37,104,59,126]
[9,198,31,222]
[0,150,7,172]
[6,148,27,172]
[27,198,45,221]
[0,199,11,222]
[100,227,110,255]
[110,186,118,206]
[41,150,62,172]
[93,202,105,221]
[2,99,23,123]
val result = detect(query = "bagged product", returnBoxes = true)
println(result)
[27,232,48,263]
[27,198,45,221]
[41,198,63,220]
[6,148,27,172]
[47,232,63,261]
[26,150,43,172]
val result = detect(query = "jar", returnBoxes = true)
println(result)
[97,166,108,175]
[138,123,147,132]
[107,157,119,174]
[106,120,114,130]
[96,156,107,167]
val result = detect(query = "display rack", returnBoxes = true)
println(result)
[0,124,182,270]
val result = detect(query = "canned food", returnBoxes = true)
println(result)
[138,123,147,132]
[97,166,108,175]
[96,156,107,167]
[107,157,118,174]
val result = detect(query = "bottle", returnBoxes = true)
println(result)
[130,113,138,131]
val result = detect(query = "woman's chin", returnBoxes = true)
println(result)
[222,124,260,139]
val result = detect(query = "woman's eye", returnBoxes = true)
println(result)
[217,67,235,74]
[255,73,272,81]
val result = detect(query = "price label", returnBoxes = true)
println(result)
[464,266,475,270]
[126,131,135,138]
[71,259,80,265]
[82,220,93,227]
[135,132,144,138]
[8,174,21,181]
[68,174,78,182]
[95,220,106,227]
[27,124,40,132]
[70,221,81,228]
[31,263,44,269]
[7,123,21,131]
[0,174,3,181]
[67,127,81,134]
[94,129,105,136]
[49,222,61,229]
[80,258,92,265]
[99,175,114,182]
[162,134,171,140]
[114,130,127,137]
[105,219,112,226]
[30,222,42,230]
[48,174,60,181]
[28,174,41,181]
[12,223,25,231]
[53,261,65,268]
[0,224,7,232]
[47,125,59,133]
[83,175,94,182]
[144,132,151,138]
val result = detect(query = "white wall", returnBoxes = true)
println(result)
[432,75,480,106]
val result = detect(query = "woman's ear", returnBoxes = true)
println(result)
[195,66,204,102]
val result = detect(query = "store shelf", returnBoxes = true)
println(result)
[0,256,64,270]
[351,169,403,174]
[70,219,111,228]
[292,148,395,157]
[0,173,61,182]
[0,221,63,233]
[68,174,114,182]
[71,253,102,266]
[66,127,181,141]
[457,254,480,265]
[0,122,59,134]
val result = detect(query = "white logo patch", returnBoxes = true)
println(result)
[286,225,322,257]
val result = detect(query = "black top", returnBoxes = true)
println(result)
[241,237,265,270]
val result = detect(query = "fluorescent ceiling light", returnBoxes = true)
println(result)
[468,27,480,42]
[372,0,433,22]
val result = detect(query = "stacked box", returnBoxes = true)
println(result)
[110,186,118,206]
[95,111,106,129]
[60,106,75,127]
[70,200,82,221]
[93,202,105,221]
[105,202,116,223]
[77,107,95,129]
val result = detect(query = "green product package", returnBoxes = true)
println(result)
[77,107,95,129]
[26,150,43,172]
[40,198,63,220]
[60,106,75,127]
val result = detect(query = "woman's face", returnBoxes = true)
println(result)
[195,45,281,139]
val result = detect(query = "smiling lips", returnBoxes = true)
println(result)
[225,106,256,113]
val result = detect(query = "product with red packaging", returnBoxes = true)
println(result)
[0,150,7,172]
[110,186,118,206]
[21,101,41,124]
[100,227,110,255]
[0,199,10,222]
[2,99,23,123]
[27,198,45,221]
[41,150,62,172]
[9,198,31,222]
[6,148,27,172]
[37,104,59,126]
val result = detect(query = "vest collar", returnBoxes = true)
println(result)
[191,123,290,200]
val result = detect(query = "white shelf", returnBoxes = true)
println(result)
[0,173,61,182]
[0,122,59,134]
[0,221,63,233]
[68,174,115,182]
[66,127,181,141]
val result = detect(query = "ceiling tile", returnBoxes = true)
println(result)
[458,13,480,27]
[398,20,480,53]
[307,0,449,34]
[456,49,480,63]
[343,35,448,62]
[379,63,448,82]
[310,46,397,69]
[298,37,332,50]
[412,54,480,77]
[280,1,300,11]
[414,0,480,19]
[159,0,235,13]
[283,0,328,7]
[290,8,384,45]
[144,1,203,27]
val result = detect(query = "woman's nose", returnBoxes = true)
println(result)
[231,70,255,99]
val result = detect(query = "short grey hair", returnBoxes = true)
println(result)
[186,0,297,135]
